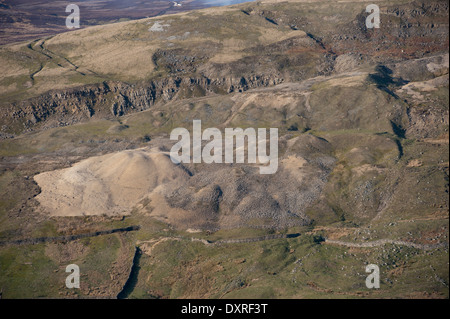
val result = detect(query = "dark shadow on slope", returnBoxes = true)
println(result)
[368,65,409,99]
[390,120,406,159]
[390,120,406,139]
[265,17,278,25]
[393,138,404,160]
[117,247,142,299]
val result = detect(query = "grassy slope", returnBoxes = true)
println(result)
[0,80,447,298]
[0,0,448,298]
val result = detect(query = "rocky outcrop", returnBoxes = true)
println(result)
[406,105,450,139]
[0,75,284,136]
[0,225,140,246]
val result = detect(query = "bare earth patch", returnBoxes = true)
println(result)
[34,147,188,217]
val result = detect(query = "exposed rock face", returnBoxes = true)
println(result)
[0,0,448,229]
[244,1,449,59]
[1,1,448,138]
[0,75,287,135]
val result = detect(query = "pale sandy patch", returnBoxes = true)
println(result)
[324,73,368,88]
[407,159,423,168]
[351,164,384,177]
[281,155,308,181]
[396,75,449,100]
[34,148,189,217]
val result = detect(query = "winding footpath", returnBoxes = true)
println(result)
[1,227,447,252]
[324,238,448,251]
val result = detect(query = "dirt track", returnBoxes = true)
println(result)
[324,238,448,251]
